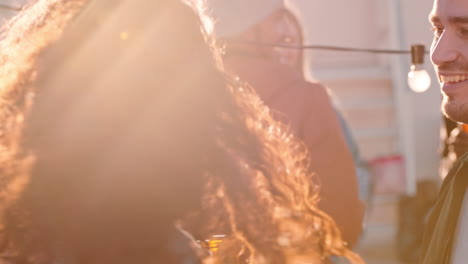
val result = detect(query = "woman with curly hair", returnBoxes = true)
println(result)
[0,0,362,263]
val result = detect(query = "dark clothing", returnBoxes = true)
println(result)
[167,227,204,264]
[440,117,459,177]
[224,55,364,247]
[420,153,468,264]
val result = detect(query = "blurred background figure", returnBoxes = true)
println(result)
[0,0,363,263]
[196,0,365,248]
[440,117,468,178]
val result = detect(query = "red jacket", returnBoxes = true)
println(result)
[224,55,364,247]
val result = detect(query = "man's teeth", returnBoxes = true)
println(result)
[440,75,468,83]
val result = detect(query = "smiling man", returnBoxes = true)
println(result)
[421,0,468,263]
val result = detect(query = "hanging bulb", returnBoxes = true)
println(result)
[407,44,431,93]
[408,64,431,93]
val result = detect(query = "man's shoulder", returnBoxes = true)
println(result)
[447,153,468,179]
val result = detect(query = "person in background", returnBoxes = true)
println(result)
[0,0,362,263]
[256,3,372,216]
[440,116,468,178]
[422,0,468,263]
[196,0,365,248]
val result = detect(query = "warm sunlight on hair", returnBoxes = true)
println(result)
[0,1,363,263]
[0,0,88,213]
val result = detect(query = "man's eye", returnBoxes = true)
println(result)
[459,27,468,37]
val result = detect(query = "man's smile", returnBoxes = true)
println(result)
[439,74,468,83]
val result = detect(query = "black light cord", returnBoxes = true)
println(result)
[0,4,21,12]
[229,41,430,55]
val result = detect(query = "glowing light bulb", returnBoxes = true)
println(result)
[408,64,431,93]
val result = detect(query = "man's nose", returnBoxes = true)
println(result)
[431,31,459,66]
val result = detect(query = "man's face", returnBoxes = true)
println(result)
[430,0,468,123]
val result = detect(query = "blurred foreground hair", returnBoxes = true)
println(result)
[0,0,361,263]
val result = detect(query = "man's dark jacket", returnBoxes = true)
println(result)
[421,153,468,263]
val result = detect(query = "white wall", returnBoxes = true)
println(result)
[0,0,27,24]
[399,0,442,180]
[289,0,442,187]
[0,7,15,25]
[290,0,381,69]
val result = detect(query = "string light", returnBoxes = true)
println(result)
[1,0,433,92]
[229,41,432,93]
[407,44,431,93]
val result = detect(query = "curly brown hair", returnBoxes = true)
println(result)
[0,0,362,263]
[187,78,363,263]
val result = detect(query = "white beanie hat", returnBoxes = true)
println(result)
[198,0,284,38]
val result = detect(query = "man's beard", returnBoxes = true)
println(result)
[436,61,468,124]
[442,96,468,124]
